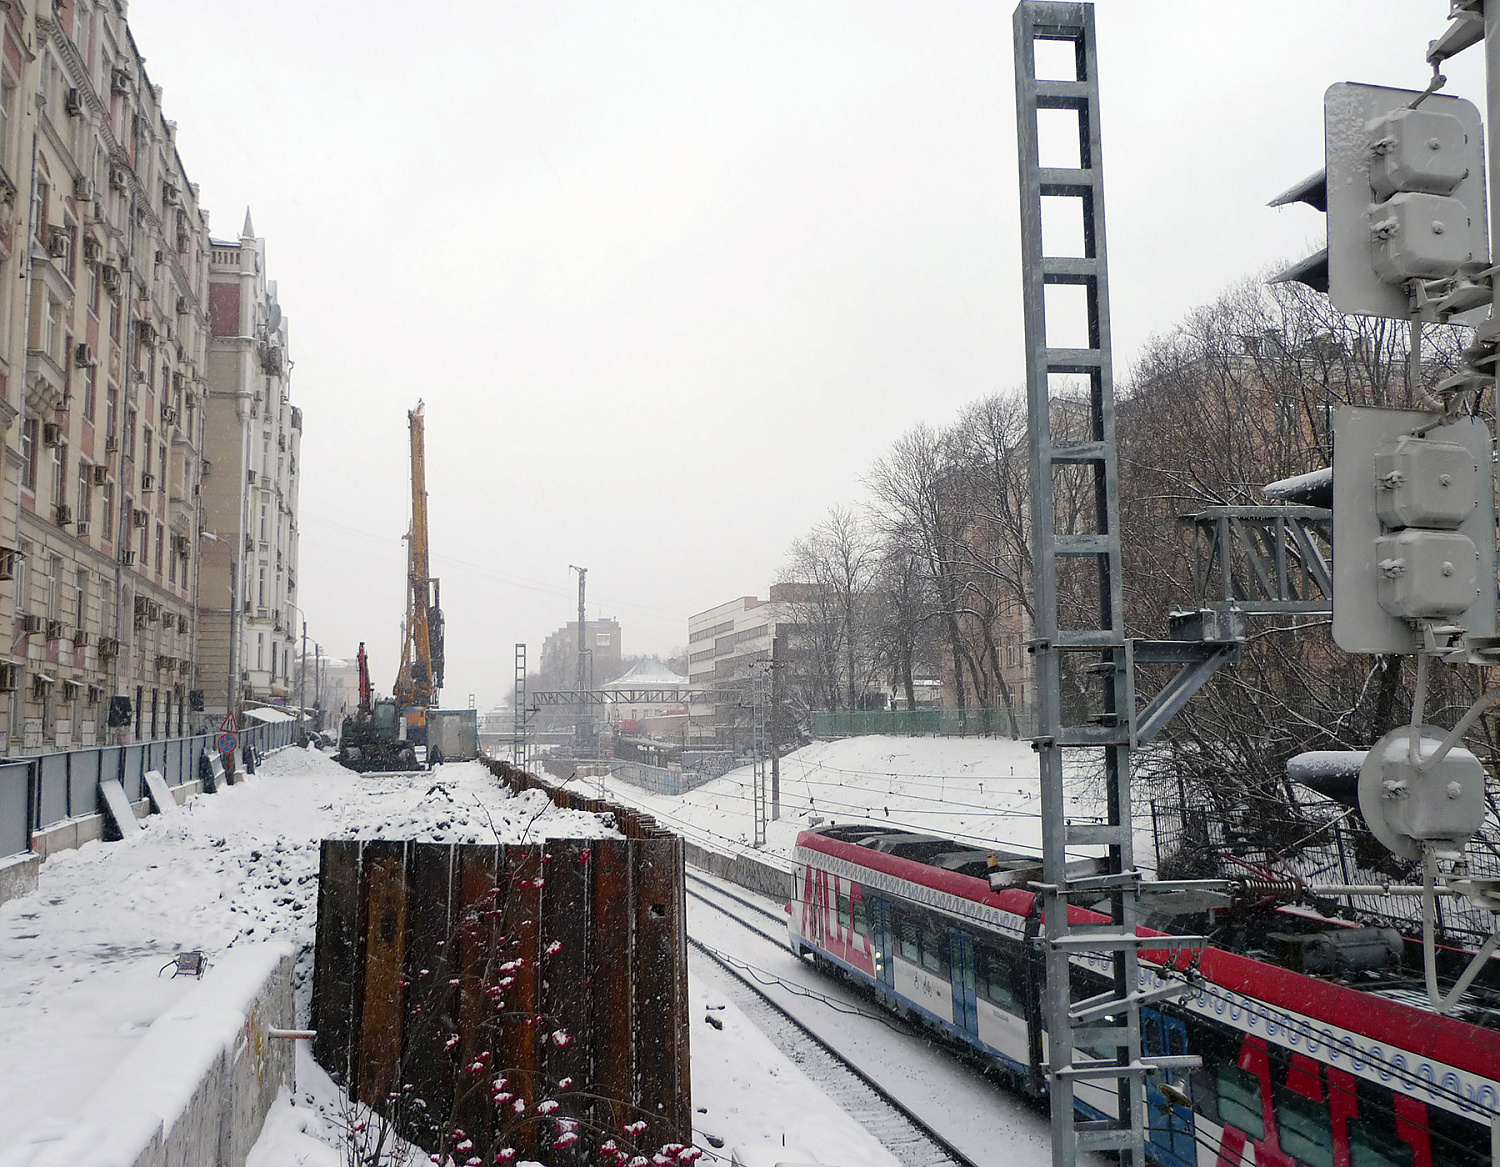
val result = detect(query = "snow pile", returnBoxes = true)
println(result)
[0,747,617,1151]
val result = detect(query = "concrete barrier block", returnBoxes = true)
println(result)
[0,943,294,1167]
[0,851,38,906]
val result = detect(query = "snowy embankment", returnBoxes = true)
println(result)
[593,734,1142,867]
[0,746,908,1167]
[0,749,609,1158]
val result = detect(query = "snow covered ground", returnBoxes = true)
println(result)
[0,745,943,1167]
[589,734,1136,868]
[0,750,610,1157]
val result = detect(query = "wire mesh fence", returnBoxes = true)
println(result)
[812,706,1039,739]
[1148,777,1500,947]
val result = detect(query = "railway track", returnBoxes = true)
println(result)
[685,870,981,1167]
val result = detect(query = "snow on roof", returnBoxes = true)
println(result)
[244,707,294,724]
[603,658,689,689]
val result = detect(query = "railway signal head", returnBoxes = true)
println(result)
[1331,406,1496,653]
[1271,83,1487,321]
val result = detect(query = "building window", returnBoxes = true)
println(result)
[154,524,163,573]
[258,565,267,608]
[105,385,117,440]
[124,407,136,460]
[47,555,61,620]
[77,462,92,524]
[259,496,268,541]
[256,632,264,671]
[51,443,66,507]
[75,568,88,626]
[83,364,96,422]
[15,541,29,613]
[596,633,611,647]
[20,418,35,490]
[0,72,14,165]
[101,482,113,543]
[44,295,63,362]
[142,427,153,476]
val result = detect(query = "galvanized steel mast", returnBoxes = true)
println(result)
[1014,6,1164,1164]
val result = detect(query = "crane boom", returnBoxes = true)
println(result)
[394,402,442,736]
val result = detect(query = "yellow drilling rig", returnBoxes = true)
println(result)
[393,402,444,745]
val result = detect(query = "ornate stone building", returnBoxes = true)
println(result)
[199,213,301,725]
[0,2,216,751]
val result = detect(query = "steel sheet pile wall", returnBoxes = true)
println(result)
[311,834,690,1163]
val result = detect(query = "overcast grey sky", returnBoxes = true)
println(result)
[125,1,1485,708]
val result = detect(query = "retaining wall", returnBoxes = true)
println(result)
[0,943,295,1167]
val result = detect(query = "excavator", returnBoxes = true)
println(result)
[393,402,444,746]
[336,642,417,772]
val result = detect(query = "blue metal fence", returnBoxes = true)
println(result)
[0,716,301,862]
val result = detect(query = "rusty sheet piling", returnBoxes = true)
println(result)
[311,824,690,1162]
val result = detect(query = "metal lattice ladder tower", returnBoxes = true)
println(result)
[513,643,528,769]
[1014,6,1196,1165]
[751,666,768,846]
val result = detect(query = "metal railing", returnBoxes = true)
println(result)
[0,717,301,861]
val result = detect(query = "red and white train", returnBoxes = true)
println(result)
[788,823,1500,1167]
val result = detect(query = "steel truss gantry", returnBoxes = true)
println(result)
[513,644,528,768]
[1014,6,1201,1165]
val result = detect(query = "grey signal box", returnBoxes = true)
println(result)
[1332,406,1496,653]
[1325,83,1487,320]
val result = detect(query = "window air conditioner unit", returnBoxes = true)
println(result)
[81,235,101,261]
[75,342,96,367]
[73,629,91,647]
[92,465,108,486]
[0,547,15,581]
[75,521,90,537]
[31,676,49,699]
[101,263,120,290]
[161,407,177,426]
[134,596,148,616]
[132,508,148,529]
[161,608,174,627]
[61,681,79,700]
[141,472,155,492]
[111,69,130,97]
[104,434,118,453]
[162,184,180,206]
[65,88,83,117]
[74,175,95,201]
[0,664,16,692]
[100,637,119,658]
[120,551,135,567]
[177,614,188,634]
[175,297,189,316]
[45,619,64,641]
[86,685,101,705]
[55,504,72,525]
[47,228,69,259]
[147,601,159,620]
[277,433,286,451]
[22,615,43,636]
[43,423,61,446]
[246,468,257,485]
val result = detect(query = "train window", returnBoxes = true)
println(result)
[977,947,1020,1011]
[898,916,919,962]
[1214,1063,1265,1140]
[851,897,868,938]
[1275,1092,1334,1167]
[836,891,851,931]
[920,923,949,975]
[1429,1104,1490,1167]
[1347,1119,1414,1167]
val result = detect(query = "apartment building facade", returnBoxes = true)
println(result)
[0,1,217,753]
[198,213,301,724]
[685,593,786,748]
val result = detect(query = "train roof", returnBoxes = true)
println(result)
[808,823,1042,880]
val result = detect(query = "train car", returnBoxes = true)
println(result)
[788,823,1500,1167]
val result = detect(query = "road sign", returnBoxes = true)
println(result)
[217,731,239,754]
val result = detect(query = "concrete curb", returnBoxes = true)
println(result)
[0,943,295,1167]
